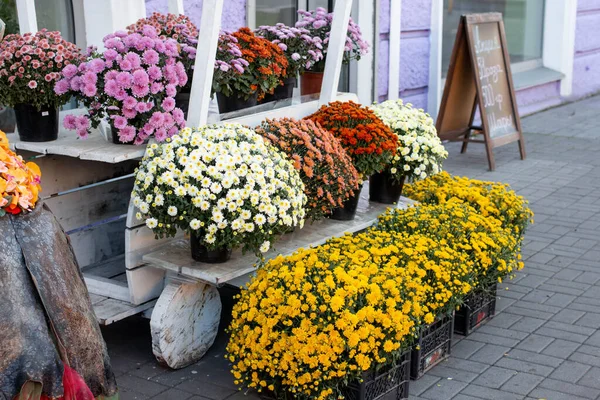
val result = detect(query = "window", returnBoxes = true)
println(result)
[254,0,350,92]
[441,0,545,77]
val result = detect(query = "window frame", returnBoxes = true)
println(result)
[428,0,577,119]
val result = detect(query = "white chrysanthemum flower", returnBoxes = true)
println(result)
[139,202,149,213]
[259,241,270,253]
[167,206,177,216]
[146,218,158,229]
[189,219,201,230]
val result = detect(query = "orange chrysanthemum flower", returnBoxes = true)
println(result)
[0,131,42,216]
[256,118,360,220]
[305,101,398,177]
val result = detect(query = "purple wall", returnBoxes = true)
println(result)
[145,0,246,32]
[378,0,431,110]
[572,0,600,99]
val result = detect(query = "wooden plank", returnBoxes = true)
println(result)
[142,184,411,286]
[81,255,125,278]
[94,297,157,325]
[126,265,165,305]
[319,0,353,105]
[83,275,130,302]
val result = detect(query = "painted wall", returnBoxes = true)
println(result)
[145,0,246,32]
[572,0,600,99]
[378,0,432,110]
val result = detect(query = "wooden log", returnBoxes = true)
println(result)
[150,281,222,369]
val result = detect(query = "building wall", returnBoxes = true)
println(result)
[378,0,432,110]
[572,0,600,98]
[145,0,246,32]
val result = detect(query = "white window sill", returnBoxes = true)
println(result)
[513,66,565,91]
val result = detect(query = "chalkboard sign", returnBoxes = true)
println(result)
[436,13,526,171]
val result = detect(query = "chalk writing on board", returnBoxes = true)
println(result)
[472,25,516,137]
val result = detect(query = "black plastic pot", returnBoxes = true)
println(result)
[369,172,406,204]
[329,184,363,221]
[14,104,58,142]
[259,77,297,104]
[190,233,232,263]
[217,92,258,114]
[175,91,190,120]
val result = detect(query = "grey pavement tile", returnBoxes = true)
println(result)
[509,317,546,333]
[420,379,468,399]
[118,388,148,400]
[471,366,515,389]
[466,332,520,348]
[224,393,260,400]
[427,365,479,383]
[450,339,486,360]
[529,388,589,400]
[494,358,554,377]
[486,312,522,329]
[117,374,170,397]
[504,349,563,368]
[150,388,194,400]
[468,344,511,365]
[551,309,585,324]
[539,378,600,399]
[460,384,524,400]
[541,339,581,359]
[500,372,544,396]
[409,374,440,396]
[576,312,600,329]
[549,361,592,382]
[515,334,554,353]
[568,352,600,368]
[535,327,589,344]
[578,367,600,390]
[175,379,237,400]
[543,320,596,337]
[475,326,529,341]
[583,330,600,347]
[577,344,600,357]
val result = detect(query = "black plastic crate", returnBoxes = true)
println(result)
[342,350,410,400]
[454,284,497,336]
[259,351,411,400]
[410,313,453,380]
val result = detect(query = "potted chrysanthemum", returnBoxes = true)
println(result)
[127,13,199,117]
[306,101,398,220]
[370,99,448,204]
[55,25,188,144]
[213,28,288,114]
[255,118,360,221]
[0,30,84,142]
[254,23,323,102]
[131,124,306,263]
[295,7,368,95]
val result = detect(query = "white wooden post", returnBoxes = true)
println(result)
[319,0,353,106]
[168,0,185,15]
[355,0,375,104]
[186,0,224,127]
[16,0,38,33]
[387,0,402,101]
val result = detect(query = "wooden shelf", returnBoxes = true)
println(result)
[142,184,413,287]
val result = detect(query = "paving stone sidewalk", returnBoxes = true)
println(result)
[102,95,600,400]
